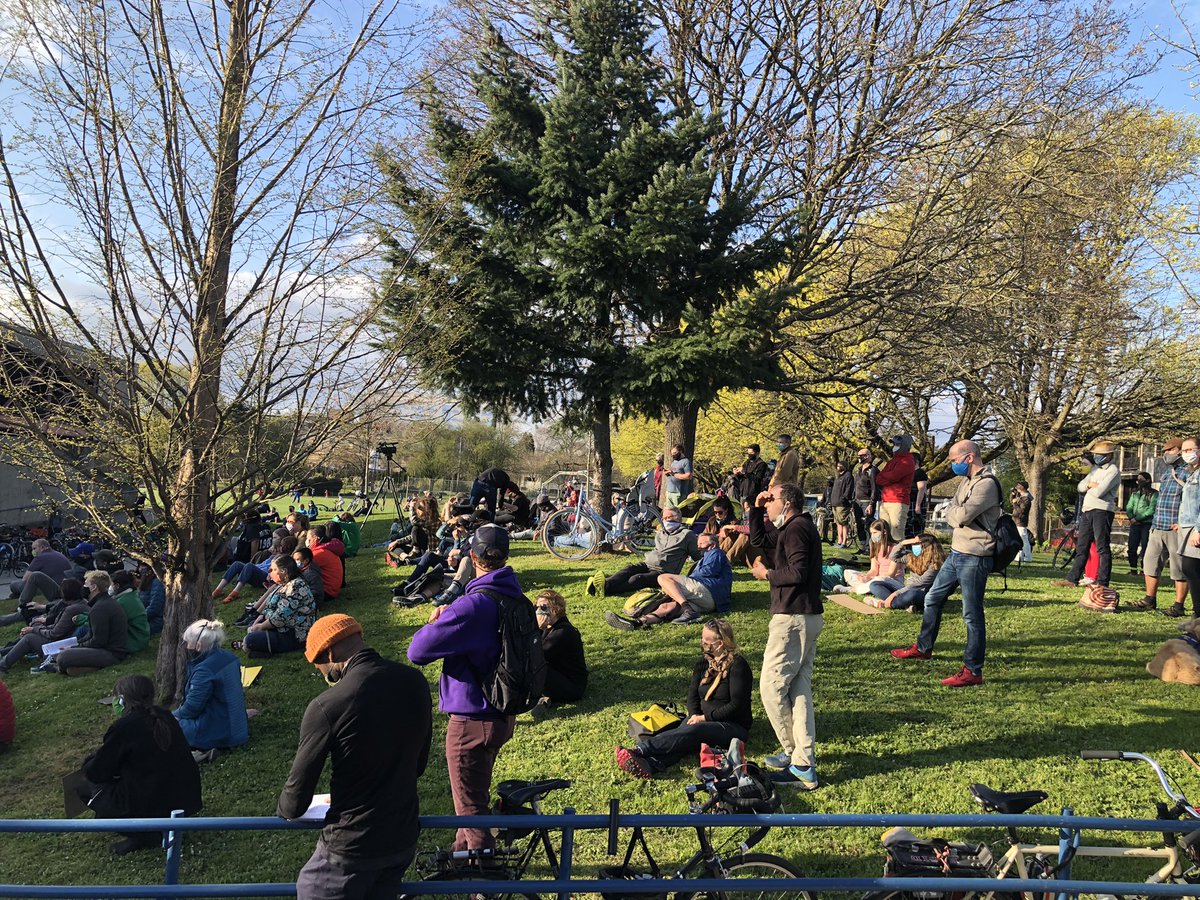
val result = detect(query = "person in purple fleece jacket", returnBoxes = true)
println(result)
[407,523,521,851]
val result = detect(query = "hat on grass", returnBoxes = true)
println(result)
[305,614,363,663]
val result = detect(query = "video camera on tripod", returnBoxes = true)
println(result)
[375,443,407,476]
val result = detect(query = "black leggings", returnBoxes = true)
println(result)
[636,721,748,773]
[543,667,586,704]
[604,564,661,596]
[1181,555,1200,617]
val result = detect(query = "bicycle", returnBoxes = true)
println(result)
[542,482,660,562]
[404,749,811,899]
[0,526,31,578]
[863,750,1200,900]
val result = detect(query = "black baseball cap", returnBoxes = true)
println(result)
[469,523,510,563]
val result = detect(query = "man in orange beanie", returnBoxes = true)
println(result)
[278,614,432,899]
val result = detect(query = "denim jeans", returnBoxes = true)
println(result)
[916,550,992,675]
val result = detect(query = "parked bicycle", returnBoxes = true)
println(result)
[542,480,660,562]
[0,525,33,579]
[863,750,1200,899]
[404,746,811,898]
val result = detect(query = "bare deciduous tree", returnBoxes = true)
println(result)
[0,0,430,697]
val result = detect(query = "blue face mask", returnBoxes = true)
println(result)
[951,460,970,476]
[911,544,923,558]
[776,442,788,452]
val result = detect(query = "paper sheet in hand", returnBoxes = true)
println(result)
[299,793,331,821]
[42,636,78,657]
[240,665,262,687]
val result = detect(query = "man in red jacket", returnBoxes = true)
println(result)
[876,435,916,542]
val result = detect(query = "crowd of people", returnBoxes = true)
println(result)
[2,434,1198,899]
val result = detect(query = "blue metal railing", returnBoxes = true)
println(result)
[1,809,1199,897]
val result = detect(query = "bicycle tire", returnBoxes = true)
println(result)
[12,559,27,577]
[677,851,814,899]
[401,869,541,899]
[627,503,660,552]
[542,509,598,561]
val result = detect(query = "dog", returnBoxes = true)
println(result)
[1147,617,1200,685]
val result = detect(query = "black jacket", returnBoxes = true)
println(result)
[277,649,433,864]
[742,457,769,497]
[84,708,201,820]
[748,511,824,616]
[854,464,879,503]
[542,617,588,686]
[830,471,855,508]
[687,655,752,732]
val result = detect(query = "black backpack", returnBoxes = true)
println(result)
[984,476,1023,585]
[477,588,546,715]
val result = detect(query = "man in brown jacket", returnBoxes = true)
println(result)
[891,439,1000,687]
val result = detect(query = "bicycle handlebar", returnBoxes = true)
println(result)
[1081,750,1197,816]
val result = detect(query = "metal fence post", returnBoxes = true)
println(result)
[1055,805,1075,900]
[558,807,575,900]
[163,809,184,886]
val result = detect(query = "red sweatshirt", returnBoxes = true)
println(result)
[876,452,916,504]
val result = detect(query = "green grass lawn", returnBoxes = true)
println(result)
[1,515,1198,891]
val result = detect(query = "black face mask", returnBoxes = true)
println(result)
[747,452,757,460]
[671,452,682,460]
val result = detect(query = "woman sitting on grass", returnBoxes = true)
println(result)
[235,556,316,658]
[386,496,440,565]
[77,674,201,854]
[173,619,248,752]
[842,520,902,593]
[865,533,947,611]
[529,590,588,721]
[614,618,751,778]
[210,536,298,605]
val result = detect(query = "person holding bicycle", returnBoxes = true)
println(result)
[615,619,751,778]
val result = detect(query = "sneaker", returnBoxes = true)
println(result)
[763,750,792,770]
[1050,578,1078,588]
[890,644,933,660]
[769,765,819,790]
[221,590,240,605]
[941,666,984,688]
[830,585,852,594]
[31,659,58,675]
[615,746,652,779]
[672,612,701,625]
[1161,604,1188,619]
[605,611,639,631]
[530,697,553,722]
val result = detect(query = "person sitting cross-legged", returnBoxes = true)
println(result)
[237,556,316,659]
[605,533,732,630]
[614,618,751,778]
[52,571,129,676]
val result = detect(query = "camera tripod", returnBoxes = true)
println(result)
[361,443,408,528]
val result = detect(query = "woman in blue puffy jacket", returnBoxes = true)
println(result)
[173,619,249,751]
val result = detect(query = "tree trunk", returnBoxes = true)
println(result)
[592,399,614,520]
[1025,451,1052,545]
[154,0,250,703]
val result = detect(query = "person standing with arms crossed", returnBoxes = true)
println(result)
[890,440,1001,688]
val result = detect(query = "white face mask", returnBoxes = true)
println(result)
[772,506,788,529]
[1184,450,1200,466]
[286,523,296,533]
[662,520,683,533]
[871,532,883,543]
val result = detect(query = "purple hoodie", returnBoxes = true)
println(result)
[407,565,523,718]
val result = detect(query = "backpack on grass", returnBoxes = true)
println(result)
[477,588,546,715]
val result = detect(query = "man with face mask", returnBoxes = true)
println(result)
[1131,439,1191,612]
[769,434,799,487]
[891,439,1001,688]
[279,614,432,900]
[733,444,769,502]
[1164,436,1200,618]
[830,461,856,548]
[1056,440,1121,590]
[602,507,702,595]
[1124,471,1157,576]
[666,444,694,508]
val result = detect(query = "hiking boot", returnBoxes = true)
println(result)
[890,643,933,660]
[604,611,640,631]
[1050,578,1077,588]
[615,746,652,779]
[1161,603,1188,619]
[769,765,819,790]
[763,750,792,770]
[941,666,984,688]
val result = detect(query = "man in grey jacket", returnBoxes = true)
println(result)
[601,507,702,595]
[1057,439,1120,589]
[890,439,1001,688]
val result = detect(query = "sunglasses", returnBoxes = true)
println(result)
[535,605,551,614]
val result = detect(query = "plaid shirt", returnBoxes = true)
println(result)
[1152,460,1189,530]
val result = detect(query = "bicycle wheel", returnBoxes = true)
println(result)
[627,503,660,552]
[542,509,598,561]
[679,852,813,900]
[401,870,541,899]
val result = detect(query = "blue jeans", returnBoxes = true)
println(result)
[916,550,992,675]
[223,561,268,588]
[467,480,499,513]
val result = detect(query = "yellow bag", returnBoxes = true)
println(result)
[627,703,683,740]
[623,588,662,615]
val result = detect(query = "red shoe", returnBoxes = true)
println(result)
[941,667,984,688]
[890,644,933,660]
[615,746,652,779]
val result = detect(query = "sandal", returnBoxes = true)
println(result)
[1129,596,1157,611]
[230,640,244,651]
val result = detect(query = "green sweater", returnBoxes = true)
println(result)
[1126,490,1158,524]
[115,589,150,653]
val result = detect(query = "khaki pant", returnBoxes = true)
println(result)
[759,613,823,767]
[718,532,761,568]
[878,502,909,541]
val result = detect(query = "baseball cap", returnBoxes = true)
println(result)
[69,542,96,556]
[469,523,510,563]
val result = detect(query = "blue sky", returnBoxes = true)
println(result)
[1127,0,1199,112]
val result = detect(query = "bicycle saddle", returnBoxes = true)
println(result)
[968,783,1048,814]
[496,778,571,807]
